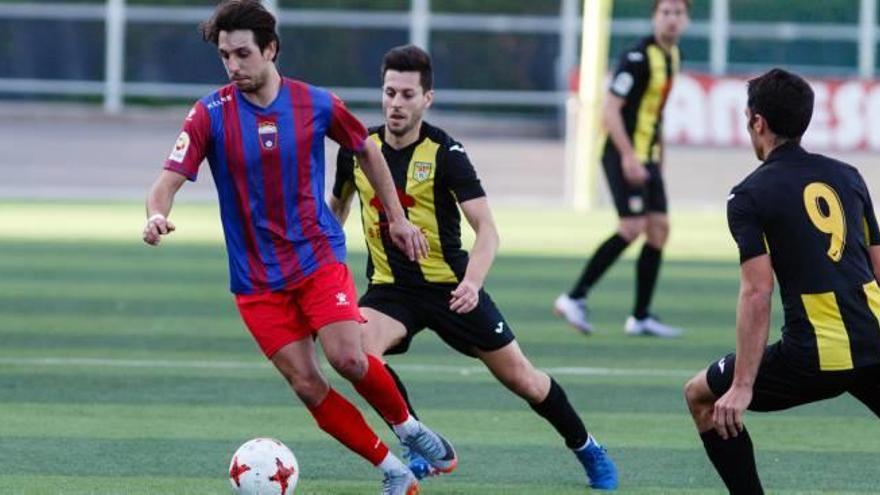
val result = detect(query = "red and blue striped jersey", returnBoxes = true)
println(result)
[164,78,367,294]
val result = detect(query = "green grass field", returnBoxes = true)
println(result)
[1,202,878,494]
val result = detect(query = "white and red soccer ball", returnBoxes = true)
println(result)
[229,438,299,495]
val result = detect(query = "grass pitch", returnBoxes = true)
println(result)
[0,202,877,494]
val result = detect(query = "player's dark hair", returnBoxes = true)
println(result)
[653,0,691,12]
[381,44,434,92]
[747,68,814,139]
[200,0,280,61]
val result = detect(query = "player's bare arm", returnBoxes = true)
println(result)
[355,139,429,261]
[603,93,647,186]
[328,188,354,224]
[713,254,773,440]
[869,245,880,282]
[449,197,499,314]
[143,170,187,246]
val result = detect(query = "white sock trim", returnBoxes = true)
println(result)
[391,414,420,439]
[573,434,596,452]
[377,452,408,474]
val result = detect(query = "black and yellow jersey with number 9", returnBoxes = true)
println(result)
[333,122,485,287]
[728,142,880,372]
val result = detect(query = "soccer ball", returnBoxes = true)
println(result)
[229,437,299,495]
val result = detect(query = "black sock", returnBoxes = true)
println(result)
[377,364,418,429]
[700,428,764,495]
[569,234,630,299]
[529,378,589,449]
[633,244,662,319]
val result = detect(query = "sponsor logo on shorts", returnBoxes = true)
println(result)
[335,292,349,306]
[717,358,726,374]
[169,131,190,163]
[494,321,505,334]
[628,195,644,213]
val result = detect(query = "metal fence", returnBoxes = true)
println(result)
[0,0,877,113]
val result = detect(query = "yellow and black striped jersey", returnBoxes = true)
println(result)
[605,35,680,164]
[728,142,880,371]
[333,122,485,287]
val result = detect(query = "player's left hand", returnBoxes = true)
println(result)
[449,279,480,314]
[712,385,752,440]
[388,218,429,261]
[143,213,176,246]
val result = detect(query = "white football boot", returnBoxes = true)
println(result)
[553,294,593,335]
[380,469,420,495]
[624,315,683,338]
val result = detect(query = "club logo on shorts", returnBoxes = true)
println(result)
[169,131,190,163]
[412,161,433,183]
[335,292,349,306]
[259,122,278,150]
[628,196,644,213]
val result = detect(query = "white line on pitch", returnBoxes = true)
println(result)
[0,356,693,378]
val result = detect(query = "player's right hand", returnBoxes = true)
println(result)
[712,384,751,440]
[449,279,480,314]
[143,213,176,246]
[387,218,429,261]
[622,152,648,187]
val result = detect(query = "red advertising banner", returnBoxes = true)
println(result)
[666,73,880,151]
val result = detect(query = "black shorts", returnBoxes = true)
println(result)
[706,341,880,412]
[359,283,515,357]
[602,148,667,217]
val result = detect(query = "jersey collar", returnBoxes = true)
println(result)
[763,140,806,164]
[380,121,429,152]
[235,78,288,114]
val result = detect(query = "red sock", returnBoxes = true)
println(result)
[353,354,410,425]
[307,388,389,466]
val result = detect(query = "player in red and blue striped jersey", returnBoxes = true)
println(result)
[142,2,452,493]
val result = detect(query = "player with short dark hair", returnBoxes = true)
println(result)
[330,44,618,491]
[684,68,880,494]
[555,0,690,338]
[143,2,454,493]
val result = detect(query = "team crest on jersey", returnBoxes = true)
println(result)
[258,122,278,150]
[412,161,433,183]
[169,131,190,163]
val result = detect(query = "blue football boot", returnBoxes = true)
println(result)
[402,444,435,480]
[575,438,618,490]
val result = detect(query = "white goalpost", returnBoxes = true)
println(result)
[565,0,614,211]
